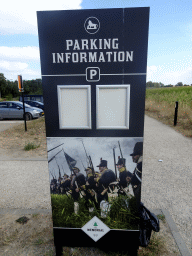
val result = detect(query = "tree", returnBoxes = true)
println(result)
[146,81,163,88]
[175,82,183,87]
[0,73,7,98]
[23,79,43,95]
[146,81,153,88]
[153,82,160,88]
[0,75,43,98]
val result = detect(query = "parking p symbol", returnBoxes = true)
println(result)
[86,67,100,82]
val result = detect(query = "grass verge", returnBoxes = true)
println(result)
[0,116,47,157]
[138,233,168,256]
[145,97,192,138]
[24,142,40,151]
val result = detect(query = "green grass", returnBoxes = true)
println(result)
[32,213,39,218]
[138,233,167,256]
[0,96,19,102]
[51,194,139,230]
[145,86,192,137]
[146,86,192,107]
[34,238,45,245]
[24,142,40,151]
[157,214,166,223]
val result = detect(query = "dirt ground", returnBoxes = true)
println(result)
[0,117,47,159]
[0,212,55,256]
[0,211,180,256]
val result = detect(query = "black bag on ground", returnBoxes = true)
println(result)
[139,202,160,247]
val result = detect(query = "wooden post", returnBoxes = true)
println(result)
[22,91,27,131]
[174,101,178,126]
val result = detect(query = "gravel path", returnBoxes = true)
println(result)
[0,115,191,254]
[0,120,23,132]
[142,115,192,255]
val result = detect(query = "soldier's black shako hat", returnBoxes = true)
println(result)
[72,167,80,172]
[97,160,107,167]
[85,167,94,173]
[116,158,126,166]
[130,142,143,156]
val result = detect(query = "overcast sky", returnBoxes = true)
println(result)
[47,137,143,181]
[0,0,192,85]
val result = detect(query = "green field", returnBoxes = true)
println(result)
[145,86,192,137]
[146,86,192,107]
[51,194,139,230]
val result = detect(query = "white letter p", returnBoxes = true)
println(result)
[90,69,97,79]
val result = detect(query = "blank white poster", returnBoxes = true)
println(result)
[58,85,91,129]
[97,85,130,129]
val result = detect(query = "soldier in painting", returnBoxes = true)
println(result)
[57,176,63,194]
[81,167,98,208]
[60,174,71,194]
[50,177,57,194]
[71,167,86,201]
[116,157,133,195]
[84,167,97,191]
[96,159,116,205]
[126,142,143,207]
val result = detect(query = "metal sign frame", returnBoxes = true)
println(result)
[37,7,149,255]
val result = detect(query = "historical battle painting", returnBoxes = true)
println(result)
[47,137,143,230]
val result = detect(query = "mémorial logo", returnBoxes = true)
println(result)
[84,17,100,34]
[81,216,110,242]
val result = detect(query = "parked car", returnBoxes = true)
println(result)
[0,101,43,121]
[24,100,44,111]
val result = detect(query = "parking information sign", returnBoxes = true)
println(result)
[37,7,149,254]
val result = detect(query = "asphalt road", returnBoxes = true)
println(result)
[0,115,191,254]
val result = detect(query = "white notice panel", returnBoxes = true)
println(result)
[96,85,130,129]
[57,85,91,129]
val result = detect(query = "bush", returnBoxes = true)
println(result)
[5,94,13,101]
[24,142,40,151]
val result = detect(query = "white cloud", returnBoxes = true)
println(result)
[0,46,41,80]
[0,46,39,61]
[1,64,41,81]
[0,61,28,71]
[0,0,83,35]
[0,59,41,80]
[147,65,192,85]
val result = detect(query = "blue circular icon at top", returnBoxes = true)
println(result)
[84,17,100,34]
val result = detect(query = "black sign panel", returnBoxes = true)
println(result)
[37,8,149,138]
[37,7,149,252]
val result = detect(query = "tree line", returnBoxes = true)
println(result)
[0,73,191,99]
[0,73,43,99]
[146,81,191,88]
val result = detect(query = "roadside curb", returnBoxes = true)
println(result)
[152,208,191,256]
[0,158,47,161]
[0,207,190,255]
[0,208,51,215]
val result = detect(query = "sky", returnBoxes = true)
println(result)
[47,137,143,181]
[0,0,192,85]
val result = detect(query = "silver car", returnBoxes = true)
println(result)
[0,101,43,120]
